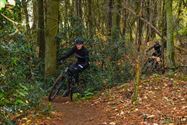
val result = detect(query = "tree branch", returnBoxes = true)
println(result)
[122,5,164,39]
[1,13,19,25]
[1,13,20,36]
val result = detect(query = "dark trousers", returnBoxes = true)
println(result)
[67,63,88,83]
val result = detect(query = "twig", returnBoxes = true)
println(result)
[175,45,187,53]
[1,13,20,36]
[1,13,19,25]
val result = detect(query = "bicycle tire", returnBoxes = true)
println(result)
[69,87,73,101]
[142,58,154,74]
[69,78,74,101]
[48,73,64,101]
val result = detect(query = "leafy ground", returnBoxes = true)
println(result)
[16,75,187,125]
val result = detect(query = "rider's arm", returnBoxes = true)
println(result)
[60,47,76,61]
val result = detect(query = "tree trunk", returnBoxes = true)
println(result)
[112,0,121,41]
[145,0,150,43]
[166,0,175,71]
[88,0,94,38]
[132,56,140,105]
[136,0,143,51]
[32,0,38,30]
[107,0,113,36]
[37,0,45,58]
[161,0,167,69]
[122,0,128,37]
[45,0,59,76]
[75,0,82,18]
[22,0,30,32]
[64,0,69,28]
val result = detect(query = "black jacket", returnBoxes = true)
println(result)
[147,43,161,57]
[60,46,89,66]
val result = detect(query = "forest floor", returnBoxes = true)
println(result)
[18,75,187,125]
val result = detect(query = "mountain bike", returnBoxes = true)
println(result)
[48,65,85,101]
[142,56,164,74]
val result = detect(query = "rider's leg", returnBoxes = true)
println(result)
[68,63,87,82]
[63,64,82,97]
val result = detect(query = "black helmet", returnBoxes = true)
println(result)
[75,37,84,44]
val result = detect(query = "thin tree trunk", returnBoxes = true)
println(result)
[122,0,128,37]
[145,0,150,43]
[166,0,175,71]
[132,56,140,105]
[136,0,143,51]
[32,0,38,30]
[76,0,82,18]
[79,0,82,19]
[108,0,113,36]
[115,0,121,39]
[37,0,45,58]
[88,0,94,38]
[22,0,30,32]
[122,0,128,49]
[161,0,167,69]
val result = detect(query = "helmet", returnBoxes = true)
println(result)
[75,37,84,44]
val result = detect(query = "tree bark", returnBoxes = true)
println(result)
[45,0,59,76]
[166,0,175,71]
[136,0,143,51]
[76,0,82,18]
[161,0,167,69]
[88,0,94,38]
[37,0,45,58]
[114,0,121,39]
[107,0,113,36]
[32,0,38,30]
[22,0,30,32]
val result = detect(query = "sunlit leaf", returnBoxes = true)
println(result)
[0,0,6,10]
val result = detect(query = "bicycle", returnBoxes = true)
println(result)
[142,55,164,74]
[48,65,85,102]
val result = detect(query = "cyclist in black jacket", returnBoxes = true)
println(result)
[145,41,162,69]
[146,41,162,57]
[59,38,89,96]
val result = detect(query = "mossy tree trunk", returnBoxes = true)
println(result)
[45,0,59,76]
[166,0,175,71]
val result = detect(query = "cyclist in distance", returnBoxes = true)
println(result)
[146,41,162,69]
[59,37,89,97]
[146,41,162,58]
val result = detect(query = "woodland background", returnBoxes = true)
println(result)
[0,0,187,124]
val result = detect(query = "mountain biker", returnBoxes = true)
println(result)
[59,37,89,96]
[146,41,162,68]
[146,41,162,58]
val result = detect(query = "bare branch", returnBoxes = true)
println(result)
[1,13,19,25]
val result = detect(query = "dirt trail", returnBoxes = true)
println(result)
[36,76,187,125]
[47,97,109,125]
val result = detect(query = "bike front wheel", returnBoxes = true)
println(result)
[48,74,64,101]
